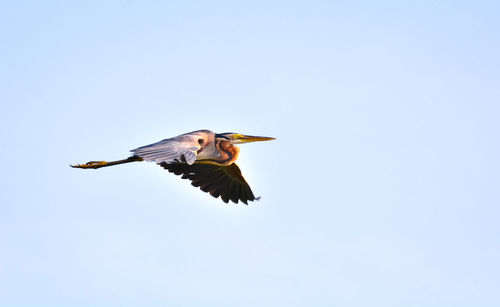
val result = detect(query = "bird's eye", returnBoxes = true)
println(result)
[198,139,204,145]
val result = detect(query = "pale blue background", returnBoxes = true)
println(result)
[1,1,499,306]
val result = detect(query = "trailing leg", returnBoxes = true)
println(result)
[71,156,143,169]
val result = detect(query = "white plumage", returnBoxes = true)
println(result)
[130,130,216,165]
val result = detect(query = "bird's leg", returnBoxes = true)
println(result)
[71,161,109,169]
[71,156,143,169]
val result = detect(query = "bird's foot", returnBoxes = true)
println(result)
[71,161,108,169]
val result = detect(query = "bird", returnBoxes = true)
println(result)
[71,130,275,204]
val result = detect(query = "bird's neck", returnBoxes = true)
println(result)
[217,141,240,165]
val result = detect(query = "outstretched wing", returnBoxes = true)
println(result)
[160,162,257,204]
[131,130,213,165]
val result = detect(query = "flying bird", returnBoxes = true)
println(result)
[71,130,275,204]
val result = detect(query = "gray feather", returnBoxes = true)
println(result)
[130,130,215,164]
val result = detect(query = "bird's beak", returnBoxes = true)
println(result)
[231,134,276,144]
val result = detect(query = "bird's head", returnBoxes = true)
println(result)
[216,132,276,144]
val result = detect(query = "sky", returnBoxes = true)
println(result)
[1,1,499,306]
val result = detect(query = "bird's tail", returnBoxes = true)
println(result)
[71,155,143,169]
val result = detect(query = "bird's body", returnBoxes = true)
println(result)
[72,130,275,204]
[131,130,239,166]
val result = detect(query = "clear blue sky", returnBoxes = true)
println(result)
[1,1,499,306]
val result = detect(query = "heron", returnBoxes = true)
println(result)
[71,130,275,204]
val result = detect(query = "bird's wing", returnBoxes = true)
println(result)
[131,132,208,165]
[160,162,257,204]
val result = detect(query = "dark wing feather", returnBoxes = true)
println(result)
[159,162,256,204]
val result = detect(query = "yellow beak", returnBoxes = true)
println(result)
[232,134,276,144]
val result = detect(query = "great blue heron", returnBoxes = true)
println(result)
[71,130,275,204]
